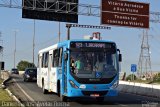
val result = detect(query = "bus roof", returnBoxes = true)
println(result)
[38,44,58,54]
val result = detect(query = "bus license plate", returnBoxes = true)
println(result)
[90,94,99,97]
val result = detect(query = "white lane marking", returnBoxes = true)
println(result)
[13,79,35,102]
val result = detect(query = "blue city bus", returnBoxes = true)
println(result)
[37,40,122,101]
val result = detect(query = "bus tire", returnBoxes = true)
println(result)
[59,82,68,102]
[96,97,104,102]
[42,80,48,94]
[57,81,60,97]
[60,94,68,102]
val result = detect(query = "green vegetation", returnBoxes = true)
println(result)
[125,73,160,84]
[126,74,137,81]
[152,73,160,84]
[17,60,36,71]
[0,79,19,107]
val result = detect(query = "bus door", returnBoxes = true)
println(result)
[61,47,68,95]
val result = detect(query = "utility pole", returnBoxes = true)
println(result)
[33,20,35,66]
[138,30,152,79]
[66,24,71,40]
[0,32,3,78]
[58,22,61,42]
[13,30,18,68]
[0,32,3,61]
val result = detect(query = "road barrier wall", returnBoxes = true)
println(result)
[118,81,160,98]
[0,71,9,80]
[19,71,25,75]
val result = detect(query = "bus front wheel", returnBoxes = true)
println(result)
[60,94,68,102]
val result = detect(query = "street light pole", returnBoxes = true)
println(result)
[33,20,35,66]
[13,30,17,68]
[66,24,71,40]
[58,22,61,42]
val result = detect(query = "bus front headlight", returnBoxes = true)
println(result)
[111,81,119,89]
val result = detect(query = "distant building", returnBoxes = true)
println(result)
[83,32,102,40]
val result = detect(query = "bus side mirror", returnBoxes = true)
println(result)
[119,54,122,62]
[64,53,68,61]
[117,49,122,62]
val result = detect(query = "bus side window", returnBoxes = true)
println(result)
[42,52,49,68]
[45,52,49,68]
[42,53,45,68]
[52,48,63,67]
[53,49,59,67]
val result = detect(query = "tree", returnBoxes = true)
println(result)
[17,60,36,71]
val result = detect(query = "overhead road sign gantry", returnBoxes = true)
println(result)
[66,24,111,29]
[22,0,79,23]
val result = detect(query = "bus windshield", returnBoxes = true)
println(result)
[70,48,118,79]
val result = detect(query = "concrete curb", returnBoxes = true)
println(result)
[5,88,25,107]
[1,72,25,107]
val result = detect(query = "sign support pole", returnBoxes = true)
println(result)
[66,24,71,40]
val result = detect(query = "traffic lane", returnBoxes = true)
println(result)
[10,74,60,102]
[11,75,107,106]
[11,74,160,107]
[75,93,160,107]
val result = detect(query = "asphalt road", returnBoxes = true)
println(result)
[8,74,160,107]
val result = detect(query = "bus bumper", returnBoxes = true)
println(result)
[68,88,118,97]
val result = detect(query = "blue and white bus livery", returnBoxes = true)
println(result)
[37,40,122,102]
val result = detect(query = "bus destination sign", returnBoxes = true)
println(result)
[70,42,115,48]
